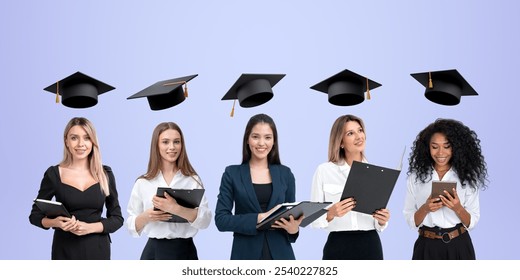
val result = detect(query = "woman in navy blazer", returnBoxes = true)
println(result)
[215,113,303,260]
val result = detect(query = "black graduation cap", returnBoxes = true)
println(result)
[310,69,382,106]
[410,69,478,106]
[127,74,198,111]
[221,73,285,117]
[44,71,115,108]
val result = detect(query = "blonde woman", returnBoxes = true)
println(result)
[29,117,123,259]
[126,122,211,260]
[310,115,390,259]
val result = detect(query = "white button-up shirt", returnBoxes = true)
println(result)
[310,161,387,232]
[403,168,480,230]
[126,171,212,239]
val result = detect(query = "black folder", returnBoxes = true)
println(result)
[341,161,401,215]
[256,201,331,230]
[155,188,205,223]
[34,199,71,218]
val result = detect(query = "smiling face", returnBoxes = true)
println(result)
[341,120,366,156]
[429,132,452,170]
[65,125,93,161]
[247,122,274,162]
[158,128,182,165]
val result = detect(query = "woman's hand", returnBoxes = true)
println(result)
[152,192,180,215]
[326,197,356,222]
[144,207,174,222]
[421,196,443,213]
[373,208,390,226]
[439,188,471,226]
[272,215,304,234]
[69,221,97,236]
[54,215,78,231]
[439,188,462,211]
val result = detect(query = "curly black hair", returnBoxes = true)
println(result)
[408,119,488,190]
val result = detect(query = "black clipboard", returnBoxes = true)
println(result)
[34,198,71,218]
[341,161,402,215]
[256,201,331,230]
[156,187,205,223]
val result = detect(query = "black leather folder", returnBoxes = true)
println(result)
[256,201,331,230]
[34,198,71,218]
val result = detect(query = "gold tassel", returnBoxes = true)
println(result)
[55,81,60,103]
[230,99,236,117]
[428,72,433,89]
[366,78,371,100]
[162,80,189,97]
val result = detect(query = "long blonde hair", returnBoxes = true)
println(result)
[328,114,366,163]
[140,122,202,187]
[61,117,109,196]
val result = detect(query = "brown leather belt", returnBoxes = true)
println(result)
[418,225,467,244]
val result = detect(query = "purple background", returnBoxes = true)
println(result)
[1,0,518,260]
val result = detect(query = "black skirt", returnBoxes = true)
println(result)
[141,237,198,260]
[412,224,476,260]
[323,230,383,260]
[52,230,111,260]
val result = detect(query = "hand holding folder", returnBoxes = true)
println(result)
[155,187,204,223]
[340,147,405,215]
[33,198,71,218]
[256,201,331,230]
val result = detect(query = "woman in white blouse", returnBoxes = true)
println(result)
[126,122,211,259]
[403,119,487,259]
[311,115,390,259]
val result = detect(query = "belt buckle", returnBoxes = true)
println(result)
[441,232,452,243]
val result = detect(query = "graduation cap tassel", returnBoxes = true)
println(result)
[55,81,60,103]
[366,78,371,100]
[230,99,236,117]
[428,72,433,89]
[183,82,188,98]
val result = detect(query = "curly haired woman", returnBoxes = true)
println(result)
[403,118,488,260]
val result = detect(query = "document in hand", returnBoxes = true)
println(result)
[341,161,402,215]
[33,198,71,218]
[156,187,205,223]
[256,201,331,231]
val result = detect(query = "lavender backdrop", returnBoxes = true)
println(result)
[1,0,518,259]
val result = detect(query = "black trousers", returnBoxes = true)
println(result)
[413,224,476,260]
[323,230,383,260]
[141,237,198,260]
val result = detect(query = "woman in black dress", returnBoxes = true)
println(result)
[29,117,124,259]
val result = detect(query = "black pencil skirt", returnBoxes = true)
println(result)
[140,237,198,260]
[412,225,476,260]
[323,230,383,260]
[51,230,111,260]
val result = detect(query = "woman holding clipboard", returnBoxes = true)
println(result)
[310,114,390,260]
[403,119,488,260]
[126,122,211,260]
[29,117,124,259]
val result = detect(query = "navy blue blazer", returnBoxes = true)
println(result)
[215,163,298,260]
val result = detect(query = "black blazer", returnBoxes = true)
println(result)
[215,163,298,260]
